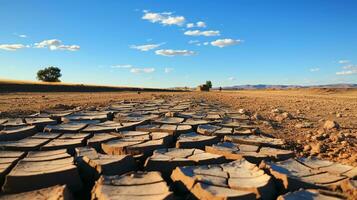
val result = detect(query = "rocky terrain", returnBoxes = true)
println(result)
[0,89,356,199]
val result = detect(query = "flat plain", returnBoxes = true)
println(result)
[1,89,356,164]
[0,88,356,199]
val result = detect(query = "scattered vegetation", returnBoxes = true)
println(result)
[37,66,62,82]
[206,80,213,89]
[197,81,213,91]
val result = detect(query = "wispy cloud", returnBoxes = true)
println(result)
[14,33,27,38]
[111,64,155,74]
[186,21,206,28]
[211,38,242,48]
[336,70,357,75]
[310,68,320,72]
[34,39,80,51]
[184,30,220,37]
[188,40,199,44]
[0,44,28,51]
[228,77,236,81]
[111,64,133,69]
[188,40,207,46]
[130,43,163,51]
[343,65,356,69]
[336,62,357,75]
[130,68,155,73]
[155,49,195,56]
[164,67,174,73]
[142,11,185,26]
[52,45,80,51]
[338,60,350,64]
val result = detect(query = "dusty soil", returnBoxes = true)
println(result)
[1,88,356,165]
[188,89,357,166]
[0,92,165,117]
[0,79,180,93]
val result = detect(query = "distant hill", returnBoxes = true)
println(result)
[219,84,357,90]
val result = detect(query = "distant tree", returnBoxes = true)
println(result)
[219,87,222,91]
[206,80,212,89]
[37,66,62,82]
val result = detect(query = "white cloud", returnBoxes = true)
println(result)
[34,39,61,48]
[186,23,194,28]
[130,43,163,51]
[184,30,220,36]
[161,12,173,15]
[228,77,236,81]
[0,44,27,51]
[338,60,350,64]
[211,38,242,48]
[142,11,185,26]
[155,49,195,56]
[164,67,174,73]
[188,40,199,44]
[342,64,355,69]
[111,64,133,69]
[14,33,27,38]
[196,21,206,28]
[51,45,80,51]
[186,21,206,28]
[34,39,80,51]
[203,42,209,46]
[336,63,357,75]
[309,68,320,72]
[130,68,155,73]
[162,16,185,26]
[142,12,164,23]
[336,70,357,75]
[1,39,79,52]
[111,64,155,74]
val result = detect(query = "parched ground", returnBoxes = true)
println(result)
[1,88,356,165]
[0,92,162,117]
[188,89,357,166]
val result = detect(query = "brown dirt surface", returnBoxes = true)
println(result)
[1,88,357,166]
[0,92,167,117]
[0,79,181,93]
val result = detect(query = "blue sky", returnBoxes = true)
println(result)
[1,0,357,88]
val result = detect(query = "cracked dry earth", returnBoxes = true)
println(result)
[0,91,356,199]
